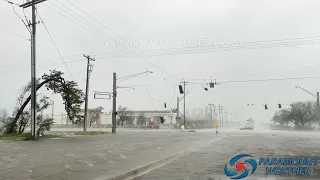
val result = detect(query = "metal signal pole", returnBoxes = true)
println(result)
[20,0,48,140]
[180,81,189,128]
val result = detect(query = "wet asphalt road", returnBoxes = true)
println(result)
[133,130,320,180]
[1,129,320,180]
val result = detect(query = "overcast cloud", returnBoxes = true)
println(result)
[1,0,320,125]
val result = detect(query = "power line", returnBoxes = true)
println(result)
[3,0,19,6]
[61,0,180,80]
[36,9,75,81]
[0,27,29,40]
[2,1,82,66]
[119,85,158,110]
[0,56,83,70]
[189,76,320,85]
[88,38,320,58]
[0,59,85,73]
[47,0,180,80]
[168,84,177,108]
[11,5,31,33]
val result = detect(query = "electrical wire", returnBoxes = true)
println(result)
[0,27,29,41]
[0,59,85,74]
[47,0,180,80]
[89,38,320,58]
[4,1,320,85]
[36,8,75,81]
[119,86,158,110]
[12,6,31,33]
[3,0,19,6]
[168,84,177,108]
[61,0,180,80]
[188,76,320,85]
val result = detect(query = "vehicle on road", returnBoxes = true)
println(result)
[240,118,254,130]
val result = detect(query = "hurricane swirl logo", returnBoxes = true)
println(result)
[224,154,257,179]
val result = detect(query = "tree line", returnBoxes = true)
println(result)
[271,101,319,128]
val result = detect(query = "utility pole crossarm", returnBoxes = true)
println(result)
[20,0,47,8]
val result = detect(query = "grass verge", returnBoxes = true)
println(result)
[0,133,62,141]
[72,131,110,135]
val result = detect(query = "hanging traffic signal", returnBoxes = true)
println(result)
[164,103,167,108]
[179,85,184,94]
[210,82,214,88]
[278,104,282,108]
[265,104,268,110]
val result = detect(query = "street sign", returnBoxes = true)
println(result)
[94,91,112,100]
[214,121,219,127]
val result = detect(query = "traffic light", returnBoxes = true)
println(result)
[164,103,167,108]
[278,104,282,108]
[265,104,268,110]
[179,85,184,94]
[160,116,165,123]
[210,82,214,88]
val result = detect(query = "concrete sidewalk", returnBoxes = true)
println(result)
[0,130,221,180]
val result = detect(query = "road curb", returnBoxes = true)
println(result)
[106,136,225,180]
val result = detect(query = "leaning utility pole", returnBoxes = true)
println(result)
[83,55,95,132]
[20,0,48,140]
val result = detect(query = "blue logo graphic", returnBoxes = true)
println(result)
[224,154,257,179]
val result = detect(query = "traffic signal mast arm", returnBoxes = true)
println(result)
[295,86,317,98]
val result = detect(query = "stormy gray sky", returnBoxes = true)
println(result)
[1,0,320,124]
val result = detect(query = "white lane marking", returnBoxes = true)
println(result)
[124,136,226,180]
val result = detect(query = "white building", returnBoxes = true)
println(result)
[52,113,114,127]
[126,109,177,127]
[52,109,178,128]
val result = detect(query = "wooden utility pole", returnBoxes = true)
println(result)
[83,55,95,132]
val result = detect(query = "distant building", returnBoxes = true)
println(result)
[126,109,177,127]
[51,109,177,128]
[52,112,115,128]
